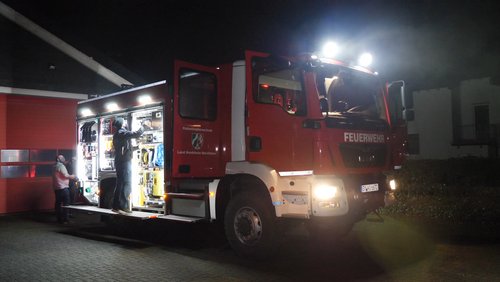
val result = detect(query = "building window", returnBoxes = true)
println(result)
[407,134,420,155]
[0,165,30,178]
[0,150,29,162]
[475,104,490,141]
[0,149,75,178]
[30,149,57,162]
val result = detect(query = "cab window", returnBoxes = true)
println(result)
[179,69,217,120]
[252,58,306,116]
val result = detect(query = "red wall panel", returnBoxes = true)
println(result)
[1,178,53,214]
[0,94,6,148]
[6,95,77,148]
[0,94,7,213]
[0,94,78,214]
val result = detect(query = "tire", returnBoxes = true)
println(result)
[224,192,278,259]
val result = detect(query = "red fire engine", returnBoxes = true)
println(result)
[69,50,410,258]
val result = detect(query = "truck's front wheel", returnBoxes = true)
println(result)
[224,192,278,259]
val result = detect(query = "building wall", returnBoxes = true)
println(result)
[0,93,78,214]
[0,95,6,210]
[408,88,453,159]
[409,77,500,160]
[0,95,6,148]
[459,78,500,128]
[452,78,500,158]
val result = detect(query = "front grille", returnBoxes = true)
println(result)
[339,143,387,168]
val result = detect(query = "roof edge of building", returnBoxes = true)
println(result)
[0,86,88,100]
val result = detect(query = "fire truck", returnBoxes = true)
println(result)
[69,50,410,258]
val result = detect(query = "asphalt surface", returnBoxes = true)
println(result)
[1,211,499,281]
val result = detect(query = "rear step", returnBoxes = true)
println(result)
[167,192,205,200]
[65,205,204,222]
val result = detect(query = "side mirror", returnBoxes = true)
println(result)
[387,80,412,123]
[319,98,329,114]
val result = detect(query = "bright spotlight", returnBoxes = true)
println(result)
[80,108,93,117]
[105,102,119,112]
[137,94,152,105]
[358,52,373,67]
[322,42,340,58]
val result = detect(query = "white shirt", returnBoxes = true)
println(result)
[53,162,72,190]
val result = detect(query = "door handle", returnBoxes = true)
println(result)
[249,136,262,152]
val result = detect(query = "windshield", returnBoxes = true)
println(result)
[315,65,387,121]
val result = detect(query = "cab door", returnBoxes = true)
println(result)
[245,51,314,172]
[172,60,225,178]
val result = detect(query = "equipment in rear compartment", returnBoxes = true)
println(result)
[80,121,96,143]
[131,107,165,208]
[138,144,164,204]
[99,116,125,171]
[139,168,164,207]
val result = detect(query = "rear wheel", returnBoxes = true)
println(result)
[224,192,278,259]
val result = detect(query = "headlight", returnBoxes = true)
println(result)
[389,179,397,191]
[313,184,338,201]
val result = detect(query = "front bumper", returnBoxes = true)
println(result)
[277,173,391,221]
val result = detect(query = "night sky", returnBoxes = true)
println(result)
[3,0,500,90]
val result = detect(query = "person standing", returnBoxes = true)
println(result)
[111,117,143,214]
[53,154,76,224]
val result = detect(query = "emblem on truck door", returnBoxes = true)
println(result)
[191,133,204,150]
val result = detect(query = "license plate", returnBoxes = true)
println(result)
[361,183,379,193]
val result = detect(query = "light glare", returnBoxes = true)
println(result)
[389,179,397,190]
[105,102,119,111]
[138,95,152,105]
[322,42,340,58]
[81,108,93,117]
[314,185,338,200]
[358,52,373,67]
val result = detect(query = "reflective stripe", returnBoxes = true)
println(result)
[278,170,313,177]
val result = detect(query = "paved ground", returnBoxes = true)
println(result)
[1,211,499,281]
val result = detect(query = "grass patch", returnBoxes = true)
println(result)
[382,158,500,224]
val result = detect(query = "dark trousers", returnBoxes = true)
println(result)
[54,188,70,223]
[112,161,132,211]
[68,181,76,204]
